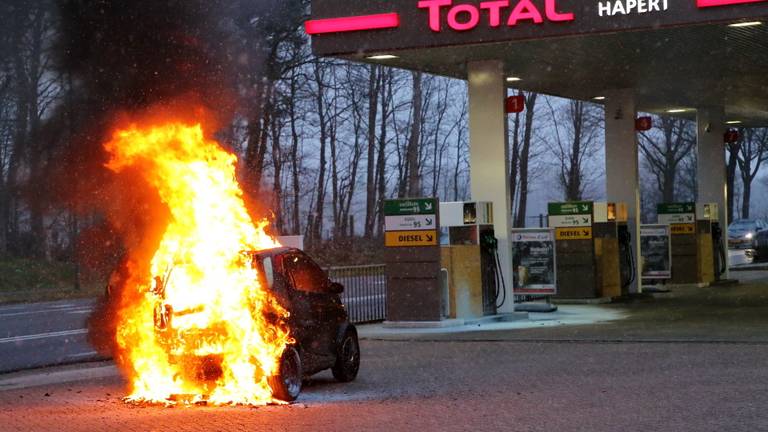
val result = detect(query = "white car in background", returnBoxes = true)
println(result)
[728,219,766,250]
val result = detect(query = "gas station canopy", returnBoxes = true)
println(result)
[308,0,768,126]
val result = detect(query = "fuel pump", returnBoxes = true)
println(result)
[658,202,715,286]
[699,203,726,281]
[549,201,627,299]
[439,202,503,318]
[480,229,507,311]
[614,204,636,293]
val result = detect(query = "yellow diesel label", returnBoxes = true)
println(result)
[385,230,438,247]
[556,227,593,240]
[671,224,695,235]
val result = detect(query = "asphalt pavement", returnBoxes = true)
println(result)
[1,272,768,431]
[729,248,753,267]
[0,285,386,374]
[0,299,98,373]
[0,339,766,432]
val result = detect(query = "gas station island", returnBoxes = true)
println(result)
[307,0,768,321]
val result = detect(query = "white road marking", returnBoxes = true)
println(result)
[67,309,94,315]
[65,351,98,359]
[0,307,93,318]
[0,329,88,344]
[49,303,79,309]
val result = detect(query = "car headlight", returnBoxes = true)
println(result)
[746,233,754,240]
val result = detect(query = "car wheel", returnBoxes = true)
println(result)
[332,327,360,382]
[268,346,302,402]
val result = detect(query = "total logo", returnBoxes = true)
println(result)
[305,0,768,36]
[417,0,575,32]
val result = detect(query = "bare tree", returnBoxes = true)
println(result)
[308,58,329,244]
[638,116,697,203]
[736,128,768,218]
[452,99,469,202]
[545,98,603,201]
[374,68,396,235]
[364,65,380,237]
[1,1,61,258]
[399,71,423,198]
[513,92,538,228]
[726,141,740,222]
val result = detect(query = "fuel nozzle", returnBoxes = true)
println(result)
[481,232,498,251]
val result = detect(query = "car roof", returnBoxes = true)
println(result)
[251,246,301,258]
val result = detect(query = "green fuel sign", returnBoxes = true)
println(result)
[384,198,437,216]
[658,203,695,214]
[548,202,593,216]
[658,202,695,225]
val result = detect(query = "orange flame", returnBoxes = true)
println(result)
[104,121,290,405]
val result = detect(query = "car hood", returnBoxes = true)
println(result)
[729,229,754,238]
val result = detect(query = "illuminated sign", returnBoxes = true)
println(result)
[635,116,653,131]
[697,0,768,8]
[417,0,574,32]
[506,95,526,113]
[305,13,400,35]
[555,227,593,240]
[385,230,439,247]
[670,224,696,235]
[599,0,670,17]
[310,0,768,56]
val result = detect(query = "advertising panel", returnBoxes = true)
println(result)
[640,224,672,279]
[511,229,557,295]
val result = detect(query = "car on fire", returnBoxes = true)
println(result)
[253,247,360,401]
[147,247,360,402]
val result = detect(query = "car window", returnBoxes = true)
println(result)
[731,221,756,230]
[283,252,330,294]
[262,256,274,289]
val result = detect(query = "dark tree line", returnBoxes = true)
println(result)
[1,0,766,272]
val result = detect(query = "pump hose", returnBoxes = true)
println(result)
[716,236,727,276]
[494,248,507,309]
[622,242,636,289]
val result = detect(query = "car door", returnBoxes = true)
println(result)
[282,251,338,368]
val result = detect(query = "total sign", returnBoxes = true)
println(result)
[417,0,575,32]
[308,0,768,56]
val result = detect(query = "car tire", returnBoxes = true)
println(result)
[268,346,302,402]
[332,326,360,383]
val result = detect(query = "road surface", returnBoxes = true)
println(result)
[2,275,768,431]
[729,248,754,267]
[0,299,97,373]
[1,338,766,432]
[0,285,385,373]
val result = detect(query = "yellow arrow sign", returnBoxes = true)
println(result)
[385,230,438,247]
[556,227,593,240]
[671,224,696,235]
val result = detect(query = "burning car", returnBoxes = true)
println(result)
[149,247,360,402]
[98,121,357,406]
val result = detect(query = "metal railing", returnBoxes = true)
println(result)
[326,264,387,324]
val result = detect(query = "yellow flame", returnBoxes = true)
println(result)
[105,122,290,405]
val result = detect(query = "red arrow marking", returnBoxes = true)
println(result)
[305,13,401,35]
[697,0,768,7]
